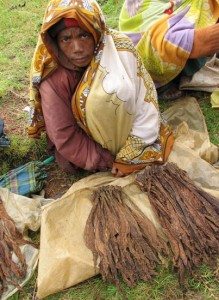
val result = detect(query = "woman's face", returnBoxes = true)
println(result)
[57,26,95,67]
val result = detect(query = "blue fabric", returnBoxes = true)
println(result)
[0,161,47,196]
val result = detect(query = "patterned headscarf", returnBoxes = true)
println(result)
[28,0,106,137]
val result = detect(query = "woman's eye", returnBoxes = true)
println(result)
[81,33,90,39]
[61,36,70,42]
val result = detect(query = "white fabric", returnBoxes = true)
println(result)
[86,33,160,155]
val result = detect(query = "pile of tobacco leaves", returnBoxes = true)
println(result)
[0,198,29,296]
[136,162,219,281]
[85,162,219,288]
[84,185,168,287]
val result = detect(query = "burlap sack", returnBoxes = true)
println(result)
[37,97,219,298]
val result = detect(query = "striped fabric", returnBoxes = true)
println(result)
[0,160,50,196]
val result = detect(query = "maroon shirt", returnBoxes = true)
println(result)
[39,66,114,173]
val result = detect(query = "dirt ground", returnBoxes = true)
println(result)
[43,162,90,198]
[0,89,90,199]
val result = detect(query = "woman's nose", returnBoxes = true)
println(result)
[70,40,83,53]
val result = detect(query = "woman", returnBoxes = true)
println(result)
[28,0,173,176]
[119,0,219,99]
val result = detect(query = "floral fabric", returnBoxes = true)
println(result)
[119,0,219,87]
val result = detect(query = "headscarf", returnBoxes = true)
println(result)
[28,0,173,170]
[28,0,107,137]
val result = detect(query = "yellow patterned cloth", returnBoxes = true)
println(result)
[119,0,219,87]
[28,0,173,168]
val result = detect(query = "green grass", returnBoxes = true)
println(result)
[198,95,219,145]
[16,265,219,300]
[0,0,49,171]
[99,0,124,28]
[0,134,47,175]
[0,0,218,299]
[187,265,219,299]
[0,0,46,96]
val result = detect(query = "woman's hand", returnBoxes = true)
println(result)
[112,161,147,176]
[111,165,125,177]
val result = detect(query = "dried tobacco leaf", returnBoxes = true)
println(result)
[84,185,167,288]
[136,162,219,282]
[0,198,30,296]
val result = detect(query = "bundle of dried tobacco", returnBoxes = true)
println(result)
[136,162,219,281]
[0,198,29,296]
[84,185,167,287]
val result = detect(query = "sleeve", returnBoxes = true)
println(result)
[39,67,114,171]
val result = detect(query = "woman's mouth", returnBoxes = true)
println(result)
[71,56,92,66]
[73,56,89,62]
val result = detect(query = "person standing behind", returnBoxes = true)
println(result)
[119,0,219,100]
